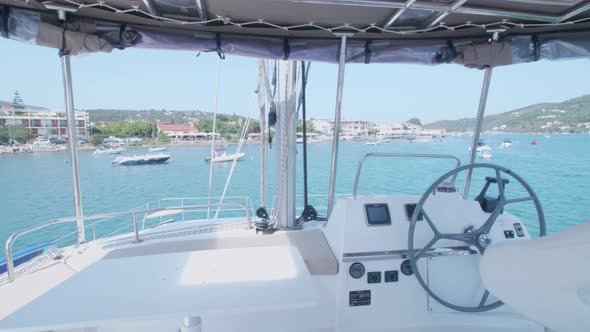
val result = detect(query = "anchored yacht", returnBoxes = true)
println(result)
[0,1,589,332]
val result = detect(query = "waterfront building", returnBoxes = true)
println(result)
[156,122,219,141]
[375,121,413,140]
[340,120,370,139]
[309,118,334,136]
[0,107,89,137]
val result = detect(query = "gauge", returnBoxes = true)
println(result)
[400,259,413,276]
[349,262,365,279]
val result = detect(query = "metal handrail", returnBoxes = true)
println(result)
[52,204,147,245]
[158,196,255,219]
[352,153,461,198]
[4,203,251,283]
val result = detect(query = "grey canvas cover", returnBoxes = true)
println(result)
[2,0,590,67]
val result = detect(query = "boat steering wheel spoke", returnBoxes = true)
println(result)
[407,163,546,313]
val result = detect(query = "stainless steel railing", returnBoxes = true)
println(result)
[157,196,255,221]
[352,153,461,198]
[4,203,251,283]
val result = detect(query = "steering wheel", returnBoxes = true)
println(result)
[407,163,546,312]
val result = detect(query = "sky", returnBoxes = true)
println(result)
[1,37,590,124]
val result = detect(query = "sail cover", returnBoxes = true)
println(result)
[2,0,590,67]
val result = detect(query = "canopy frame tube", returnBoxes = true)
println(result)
[58,8,86,245]
[463,31,499,199]
[327,34,350,218]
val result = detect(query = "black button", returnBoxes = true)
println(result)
[384,270,398,283]
[514,223,525,237]
[367,271,381,284]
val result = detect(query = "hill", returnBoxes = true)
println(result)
[424,95,590,133]
[83,109,214,124]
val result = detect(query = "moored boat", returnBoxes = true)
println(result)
[469,139,492,152]
[93,148,125,155]
[205,148,245,163]
[148,147,167,152]
[499,138,513,148]
[112,153,171,166]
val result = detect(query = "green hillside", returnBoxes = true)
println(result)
[424,95,590,133]
[83,109,213,123]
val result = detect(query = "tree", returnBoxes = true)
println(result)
[91,121,155,137]
[197,119,213,133]
[0,127,9,144]
[12,91,25,111]
[156,132,170,143]
[89,134,105,146]
[6,127,31,143]
[407,117,422,127]
[296,119,317,133]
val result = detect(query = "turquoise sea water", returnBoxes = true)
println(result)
[1,134,589,254]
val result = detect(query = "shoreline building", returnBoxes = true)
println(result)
[309,118,370,140]
[156,123,220,142]
[309,118,334,137]
[375,121,414,140]
[0,106,89,137]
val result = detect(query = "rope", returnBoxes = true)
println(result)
[207,57,221,219]
[269,61,298,228]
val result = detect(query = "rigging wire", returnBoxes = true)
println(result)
[214,104,253,219]
[297,61,318,223]
[207,56,221,219]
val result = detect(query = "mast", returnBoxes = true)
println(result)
[256,59,270,209]
[274,60,298,228]
[327,34,350,217]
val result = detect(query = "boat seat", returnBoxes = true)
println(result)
[103,228,338,275]
[480,221,590,332]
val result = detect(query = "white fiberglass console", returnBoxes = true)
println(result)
[324,191,542,331]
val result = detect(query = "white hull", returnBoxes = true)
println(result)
[469,145,492,152]
[148,147,167,152]
[112,153,171,166]
[93,148,125,155]
[207,152,246,163]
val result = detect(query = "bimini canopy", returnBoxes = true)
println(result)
[2,0,590,67]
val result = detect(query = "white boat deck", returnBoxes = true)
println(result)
[0,246,318,332]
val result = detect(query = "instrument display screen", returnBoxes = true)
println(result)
[364,204,391,226]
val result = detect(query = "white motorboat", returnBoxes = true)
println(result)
[366,141,380,146]
[499,139,513,148]
[205,148,245,163]
[482,152,492,159]
[1,2,589,332]
[469,139,492,152]
[148,146,167,152]
[112,153,171,166]
[93,148,126,155]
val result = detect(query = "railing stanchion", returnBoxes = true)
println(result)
[133,212,142,243]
